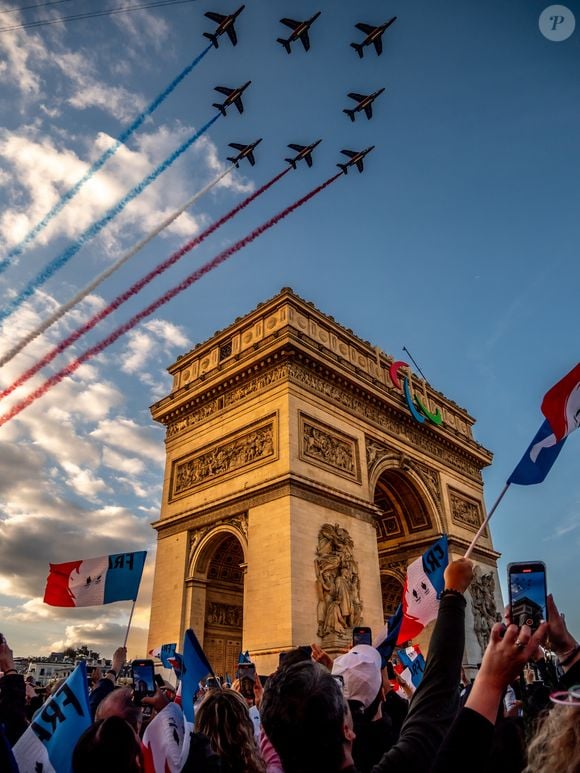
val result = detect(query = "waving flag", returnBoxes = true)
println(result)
[542,363,580,442]
[149,642,177,669]
[507,420,566,485]
[13,662,91,773]
[143,701,186,773]
[180,629,215,723]
[374,604,403,666]
[397,535,448,644]
[44,551,146,607]
[397,645,425,689]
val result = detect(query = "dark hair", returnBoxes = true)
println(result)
[261,661,346,773]
[72,717,143,772]
[278,647,313,670]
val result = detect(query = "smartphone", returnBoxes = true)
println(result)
[386,661,395,680]
[132,659,156,704]
[508,561,548,631]
[236,662,256,681]
[353,626,372,646]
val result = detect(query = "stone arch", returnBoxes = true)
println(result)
[380,573,404,618]
[186,525,247,677]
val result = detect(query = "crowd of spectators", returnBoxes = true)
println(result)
[1,557,578,772]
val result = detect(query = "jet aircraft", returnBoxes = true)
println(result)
[203,6,245,48]
[285,140,322,169]
[277,11,321,53]
[213,82,251,115]
[350,17,397,57]
[227,139,262,167]
[343,88,385,121]
[337,147,375,174]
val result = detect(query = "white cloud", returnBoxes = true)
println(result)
[90,418,164,466]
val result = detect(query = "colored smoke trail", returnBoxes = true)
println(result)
[0,172,341,427]
[0,167,290,401]
[0,164,235,369]
[0,113,220,327]
[0,43,213,274]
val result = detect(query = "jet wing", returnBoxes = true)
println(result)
[300,31,311,51]
[229,143,245,150]
[364,105,373,119]
[373,37,383,55]
[288,144,305,152]
[215,86,233,96]
[348,92,366,102]
[205,11,226,22]
[247,151,255,166]
[226,26,237,45]
[356,160,364,172]
[356,22,375,34]
[280,17,300,29]
[304,153,313,168]
[234,97,244,113]
[340,149,357,158]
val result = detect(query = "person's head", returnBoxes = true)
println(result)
[194,688,265,773]
[525,703,580,773]
[278,646,313,670]
[72,716,143,772]
[261,660,355,773]
[332,644,382,720]
[95,686,142,733]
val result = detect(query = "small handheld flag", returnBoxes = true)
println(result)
[149,643,177,669]
[180,629,215,724]
[44,551,146,607]
[397,645,425,689]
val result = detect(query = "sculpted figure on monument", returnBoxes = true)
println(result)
[470,566,499,654]
[315,523,363,639]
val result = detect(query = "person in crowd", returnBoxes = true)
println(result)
[194,688,266,773]
[95,685,143,734]
[0,633,27,747]
[261,557,474,773]
[89,645,127,719]
[72,715,144,772]
[524,690,580,773]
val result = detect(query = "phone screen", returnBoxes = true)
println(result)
[236,663,256,681]
[508,562,547,630]
[352,626,372,646]
[132,660,156,699]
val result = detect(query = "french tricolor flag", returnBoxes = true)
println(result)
[542,363,580,442]
[43,551,146,607]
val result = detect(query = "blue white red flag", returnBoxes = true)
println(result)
[12,661,91,773]
[149,642,177,669]
[374,604,403,667]
[542,363,580,442]
[180,629,214,723]
[397,645,425,689]
[397,535,448,644]
[44,551,146,607]
[507,419,566,486]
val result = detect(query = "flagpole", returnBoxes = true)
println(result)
[123,599,136,650]
[464,483,511,559]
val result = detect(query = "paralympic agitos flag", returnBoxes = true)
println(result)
[44,551,146,607]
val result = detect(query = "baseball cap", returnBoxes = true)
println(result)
[331,644,382,709]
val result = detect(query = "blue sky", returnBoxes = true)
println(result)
[0,0,578,657]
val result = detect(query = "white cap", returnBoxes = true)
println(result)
[331,644,382,709]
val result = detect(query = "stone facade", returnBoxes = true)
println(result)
[147,288,500,674]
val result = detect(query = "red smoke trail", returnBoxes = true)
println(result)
[0,167,290,403]
[0,172,341,427]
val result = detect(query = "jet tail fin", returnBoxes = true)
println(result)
[203,32,219,48]
[285,158,297,169]
[343,109,355,122]
[226,157,239,167]
[350,42,364,58]
[213,103,227,116]
[337,163,348,174]
[277,37,291,54]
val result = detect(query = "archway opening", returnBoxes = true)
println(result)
[202,533,244,678]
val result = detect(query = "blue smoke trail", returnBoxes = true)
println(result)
[0,113,220,326]
[0,43,212,275]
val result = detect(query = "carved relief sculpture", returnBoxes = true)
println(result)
[470,566,500,655]
[315,523,363,640]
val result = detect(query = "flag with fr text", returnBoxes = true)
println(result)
[397,534,448,644]
[44,551,146,607]
[12,661,91,773]
[149,642,177,669]
[397,645,425,689]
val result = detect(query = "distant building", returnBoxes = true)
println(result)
[511,596,543,628]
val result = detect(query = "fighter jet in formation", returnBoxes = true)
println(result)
[337,147,375,174]
[285,141,322,169]
[343,88,385,122]
[277,11,321,53]
[227,139,262,167]
[203,5,245,47]
[350,17,397,57]
[213,82,251,115]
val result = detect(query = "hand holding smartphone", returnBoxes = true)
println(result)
[131,659,156,705]
[508,561,548,631]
